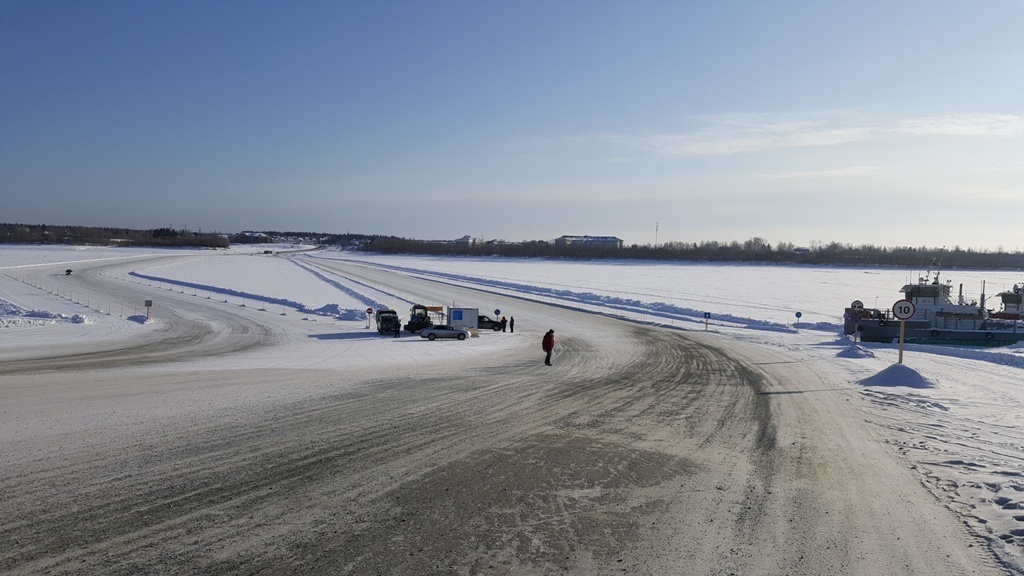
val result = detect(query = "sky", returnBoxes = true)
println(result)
[2,1,1024,250]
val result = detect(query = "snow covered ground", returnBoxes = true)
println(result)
[3,244,1024,572]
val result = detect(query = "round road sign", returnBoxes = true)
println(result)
[892,299,915,320]
[366,308,373,314]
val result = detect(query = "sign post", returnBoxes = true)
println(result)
[144,300,153,319]
[703,312,710,331]
[892,299,916,364]
[366,307,373,329]
[850,300,864,342]
[795,311,802,329]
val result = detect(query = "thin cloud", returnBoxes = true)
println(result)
[555,112,1024,158]
[761,166,882,180]
[579,121,875,157]
[975,160,1024,173]
[955,187,1024,201]
[899,114,1024,137]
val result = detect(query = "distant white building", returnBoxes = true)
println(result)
[554,235,624,249]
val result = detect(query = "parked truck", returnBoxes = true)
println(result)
[375,309,401,337]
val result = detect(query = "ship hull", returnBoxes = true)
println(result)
[845,312,1024,346]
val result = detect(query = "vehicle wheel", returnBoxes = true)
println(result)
[457,333,466,340]
[428,334,436,340]
[493,325,501,331]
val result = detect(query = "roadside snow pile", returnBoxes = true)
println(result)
[836,338,876,359]
[859,363,936,389]
[0,297,89,327]
[127,271,370,321]
[307,304,365,321]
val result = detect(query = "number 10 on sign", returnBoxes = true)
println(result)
[892,299,916,363]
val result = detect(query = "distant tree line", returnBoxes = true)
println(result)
[1,223,228,248]
[5,223,1023,270]
[367,237,572,258]
[368,236,1024,270]
[230,230,387,247]
[0,223,392,250]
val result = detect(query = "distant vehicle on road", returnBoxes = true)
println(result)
[420,325,470,341]
[476,315,503,331]
[375,309,401,337]
[65,269,73,275]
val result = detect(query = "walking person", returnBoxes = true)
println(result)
[509,316,514,333]
[541,329,555,366]
[500,316,508,332]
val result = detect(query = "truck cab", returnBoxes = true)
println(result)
[376,309,401,337]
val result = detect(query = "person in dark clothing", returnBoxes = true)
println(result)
[500,316,507,332]
[541,329,554,366]
[509,316,514,333]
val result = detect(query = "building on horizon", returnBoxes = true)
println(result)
[554,235,624,249]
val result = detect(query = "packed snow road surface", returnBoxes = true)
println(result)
[0,257,1003,575]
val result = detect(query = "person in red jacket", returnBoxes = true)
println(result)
[541,329,555,366]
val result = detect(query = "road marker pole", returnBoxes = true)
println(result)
[892,299,916,364]
[899,320,906,364]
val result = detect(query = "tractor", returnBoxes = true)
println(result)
[404,303,435,334]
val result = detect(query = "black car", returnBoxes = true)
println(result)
[476,315,502,331]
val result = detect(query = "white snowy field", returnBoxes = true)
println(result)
[3,244,1024,571]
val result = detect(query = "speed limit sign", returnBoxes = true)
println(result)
[892,299,916,364]
[892,299,915,320]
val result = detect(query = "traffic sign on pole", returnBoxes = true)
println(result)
[892,299,915,320]
[892,299,915,364]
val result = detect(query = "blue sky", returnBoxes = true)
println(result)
[3,1,1023,250]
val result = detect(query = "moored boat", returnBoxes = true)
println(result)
[843,271,1024,346]
[990,284,1024,320]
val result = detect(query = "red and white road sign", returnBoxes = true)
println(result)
[892,299,915,320]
